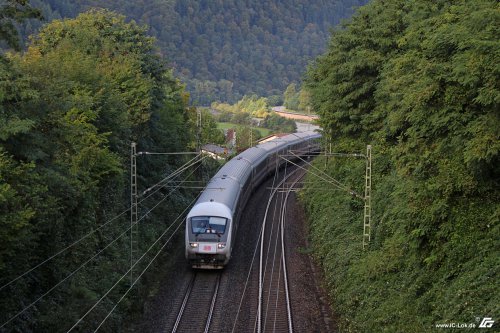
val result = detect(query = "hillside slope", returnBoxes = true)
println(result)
[302,0,499,331]
[24,0,368,104]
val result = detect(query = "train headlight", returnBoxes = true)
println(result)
[217,243,226,249]
[190,242,199,248]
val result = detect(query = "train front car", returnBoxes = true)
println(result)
[185,200,233,269]
[185,170,243,269]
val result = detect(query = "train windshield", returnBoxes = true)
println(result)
[191,216,227,235]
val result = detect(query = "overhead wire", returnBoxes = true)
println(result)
[0,153,202,294]
[289,152,348,189]
[263,153,289,331]
[136,160,204,223]
[66,196,197,332]
[231,160,276,333]
[254,146,284,333]
[139,153,204,199]
[0,207,130,293]
[283,153,364,200]
[0,219,132,330]
[0,156,204,330]
[65,162,205,332]
[92,192,204,332]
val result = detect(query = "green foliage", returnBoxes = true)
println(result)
[283,83,299,111]
[283,82,312,112]
[211,94,297,139]
[0,0,41,51]
[0,9,191,331]
[212,94,270,118]
[261,113,297,133]
[267,94,283,107]
[217,122,271,138]
[0,56,36,140]
[303,0,499,331]
[0,149,39,271]
[185,107,225,148]
[234,125,262,151]
[20,0,369,103]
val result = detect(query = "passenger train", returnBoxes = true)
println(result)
[185,131,321,269]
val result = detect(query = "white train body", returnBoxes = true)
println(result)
[185,131,321,269]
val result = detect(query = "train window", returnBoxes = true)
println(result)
[191,216,227,234]
[209,217,227,234]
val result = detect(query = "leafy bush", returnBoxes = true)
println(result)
[301,0,499,331]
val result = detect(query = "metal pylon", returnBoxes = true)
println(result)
[196,108,202,153]
[363,145,372,249]
[130,142,138,284]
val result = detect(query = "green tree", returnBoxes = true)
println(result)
[261,113,297,133]
[19,0,370,103]
[0,3,47,327]
[283,83,299,110]
[0,0,41,50]
[231,111,251,125]
[297,88,311,112]
[304,0,499,331]
[0,9,191,332]
[267,94,283,107]
[235,125,261,150]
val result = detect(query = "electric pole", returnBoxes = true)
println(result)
[196,108,202,153]
[363,145,372,249]
[130,142,138,285]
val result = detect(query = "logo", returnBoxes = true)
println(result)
[479,317,495,328]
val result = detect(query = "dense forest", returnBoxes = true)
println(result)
[0,3,212,331]
[19,0,368,104]
[3,0,498,332]
[301,0,499,331]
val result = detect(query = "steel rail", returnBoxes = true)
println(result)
[171,272,221,333]
[280,173,305,333]
[257,167,301,333]
[171,273,196,333]
[204,274,221,333]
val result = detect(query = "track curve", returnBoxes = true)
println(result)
[135,162,336,333]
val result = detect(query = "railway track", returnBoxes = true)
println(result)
[138,159,333,333]
[257,168,304,333]
[171,271,221,333]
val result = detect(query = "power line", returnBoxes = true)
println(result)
[0,218,132,330]
[67,194,201,332]
[0,161,204,330]
[283,153,364,200]
[0,207,130,293]
[93,206,191,332]
[93,165,211,331]
[136,162,203,224]
[137,152,200,155]
[0,154,205,294]
[139,154,206,200]
[140,153,202,194]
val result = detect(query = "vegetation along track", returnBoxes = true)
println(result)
[171,271,221,333]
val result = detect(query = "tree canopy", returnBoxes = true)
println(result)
[19,0,368,104]
[0,0,41,50]
[0,9,192,331]
[302,0,499,331]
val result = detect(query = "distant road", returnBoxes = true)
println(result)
[272,106,320,121]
